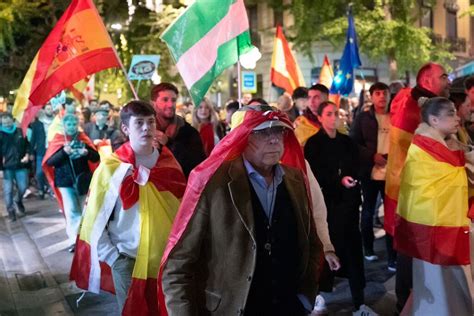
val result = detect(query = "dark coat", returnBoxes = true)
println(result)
[167,121,206,177]
[304,130,361,227]
[29,119,47,156]
[161,157,322,316]
[45,141,100,188]
[0,128,30,170]
[349,106,378,179]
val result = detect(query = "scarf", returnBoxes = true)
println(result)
[0,124,17,134]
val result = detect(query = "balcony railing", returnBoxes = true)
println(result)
[431,33,467,53]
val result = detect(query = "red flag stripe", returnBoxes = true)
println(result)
[394,215,469,265]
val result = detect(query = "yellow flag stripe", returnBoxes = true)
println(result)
[12,53,39,123]
[132,186,180,280]
[397,143,469,227]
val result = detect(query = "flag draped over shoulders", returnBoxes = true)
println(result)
[394,133,470,265]
[157,110,307,316]
[384,88,420,236]
[70,143,186,316]
[42,132,98,211]
[294,115,320,146]
[12,0,120,134]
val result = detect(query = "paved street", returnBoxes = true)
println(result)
[0,189,397,316]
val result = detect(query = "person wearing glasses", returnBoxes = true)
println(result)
[160,104,322,316]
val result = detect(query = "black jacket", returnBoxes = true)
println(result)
[45,143,99,188]
[167,121,206,178]
[349,106,378,179]
[0,128,31,170]
[29,119,47,156]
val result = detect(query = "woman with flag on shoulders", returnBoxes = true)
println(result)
[394,96,474,315]
[43,113,99,252]
[191,97,223,157]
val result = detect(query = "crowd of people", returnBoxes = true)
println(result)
[1,61,474,316]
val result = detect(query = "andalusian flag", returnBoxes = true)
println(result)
[270,25,306,94]
[70,143,186,316]
[12,0,120,133]
[384,88,421,236]
[161,0,261,106]
[394,133,471,265]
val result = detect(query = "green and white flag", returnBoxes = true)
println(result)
[161,0,261,105]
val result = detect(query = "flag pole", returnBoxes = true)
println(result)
[237,61,242,108]
[111,48,139,100]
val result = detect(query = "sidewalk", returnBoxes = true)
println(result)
[0,189,118,316]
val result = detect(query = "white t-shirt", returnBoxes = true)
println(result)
[97,149,159,266]
[372,113,391,180]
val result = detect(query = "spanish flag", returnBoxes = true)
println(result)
[394,132,470,265]
[12,0,120,134]
[294,115,320,146]
[384,88,421,236]
[270,25,306,94]
[319,55,333,89]
[70,143,186,315]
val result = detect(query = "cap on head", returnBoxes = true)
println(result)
[230,105,293,131]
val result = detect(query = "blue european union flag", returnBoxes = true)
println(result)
[330,9,362,95]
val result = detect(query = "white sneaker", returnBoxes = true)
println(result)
[353,304,378,316]
[313,295,328,315]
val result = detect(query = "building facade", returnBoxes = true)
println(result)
[218,0,474,103]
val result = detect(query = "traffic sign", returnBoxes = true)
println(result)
[242,71,257,93]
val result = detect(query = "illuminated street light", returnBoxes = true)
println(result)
[111,23,123,31]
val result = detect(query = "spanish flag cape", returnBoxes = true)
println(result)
[384,87,428,236]
[394,124,471,265]
[42,132,98,211]
[294,115,320,146]
[157,110,308,315]
[70,142,186,315]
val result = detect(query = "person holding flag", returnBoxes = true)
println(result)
[70,101,186,315]
[44,113,99,252]
[160,104,322,315]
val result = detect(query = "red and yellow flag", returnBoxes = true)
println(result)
[394,134,470,265]
[384,88,421,236]
[318,55,341,107]
[12,0,120,133]
[319,55,333,89]
[70,143,186,316]
[270,26,305,94]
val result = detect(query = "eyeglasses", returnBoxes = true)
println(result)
[250,127,288,141]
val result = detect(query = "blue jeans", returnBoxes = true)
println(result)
[2,168,29,212]
[35,154,47,192]
[58,187,85,245]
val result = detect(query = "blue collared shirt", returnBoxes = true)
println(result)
[243,158,285,221]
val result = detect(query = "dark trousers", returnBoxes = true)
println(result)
[395,253,412,314]
[361,179,397,263]
[360,179,385,252]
